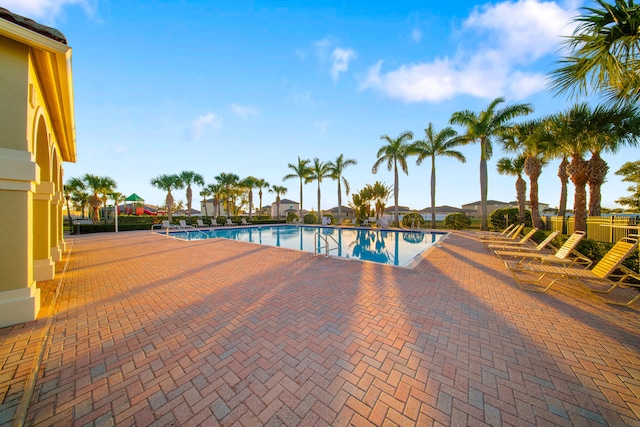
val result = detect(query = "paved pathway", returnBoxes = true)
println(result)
[1,229,640,426]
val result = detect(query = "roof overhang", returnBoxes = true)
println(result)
[0,17,76,162]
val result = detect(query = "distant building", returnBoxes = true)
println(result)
[509,200,550,212]
[418,205,472,219]
[461,200,510,218]
[271,198,299,218]
[326,206,355,218]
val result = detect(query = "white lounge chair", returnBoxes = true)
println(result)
[196,219,207,228]
[179,220,196,229]
[225,219,238,226]
[241,218,251,225]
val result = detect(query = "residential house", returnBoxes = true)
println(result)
[461,200,510,219]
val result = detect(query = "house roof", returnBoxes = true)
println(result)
[273,199,298,205]
[384,205,413,213]
[418,205,466,214]
[0,7,67,44]
[327,206,355,213]
[462,200,509,207]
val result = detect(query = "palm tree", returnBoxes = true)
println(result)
[327,154,357,221]
[240,176,260,220]
[411,123,466,228]
[215,173,240,219]
[205,183,221,218]
[150,174,183,222]
[65,176,89,219]
[200,186,211,217]
[307,158,332,224]
[269,185,288,218]
[178,171,204,221]
[82,174,108,225]
[284,156,311,222]
[500,120,548,228]
[370,181,393,220]
[550,0,640,104]
[255,178,270,216]
[372,131,414,227]
[496,156,527,225]
[110,191,126,230]
[450,97,533,230]
[96,176,117,224]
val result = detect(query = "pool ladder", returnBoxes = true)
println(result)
[314,233,338,258]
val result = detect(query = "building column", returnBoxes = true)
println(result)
[33,181,54,281]
[50,189,62,262]
[0,147,40,327]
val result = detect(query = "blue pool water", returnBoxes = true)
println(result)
[163,225,446,267]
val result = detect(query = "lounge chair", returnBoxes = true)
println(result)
[161,220,178,229]
[225,219,238,226]
[241,218,251,225]
[196,219,207,228]
[486,228,538,248]
[377,218,389,228]
[361,219,370,227]
[495,231,589,268]
[179,220,196,229]
[479,223,524,241]
[506,237,638,294]
[477,223,515,237]
[490,231,559,253]
[210,219,220,227]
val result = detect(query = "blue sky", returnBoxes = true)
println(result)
[8,0,636,212]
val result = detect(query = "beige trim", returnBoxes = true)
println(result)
[0,283,40,327]
[33,258,54,281]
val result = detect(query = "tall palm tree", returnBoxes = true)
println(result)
[150,174,183,222]
[255,178,270,216]
[240,176,260,220]
[215,173,240,219]
[450,97,533,230]
[178,171,204,221]
[411,123,466,228]
[372,131,414,227]
[269,185,288,218]
[284,156,311,222]
[327,154,357,221]
[97,176,117,224]
[496,156,527,225]
[82,174,109,225]
[500,120,548,228]
[205,183,221,218]
[307,158,332,224]
[550,0,640,104]
[199,186,211,217]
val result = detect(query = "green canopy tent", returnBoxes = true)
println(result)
[125,193,145,215]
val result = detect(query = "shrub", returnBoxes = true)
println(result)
[489,207,532,230]
[444,213,471,230]
[303,213,317,224]
[402,213,424,228]
[216,216,226,225]
[287,212,299,223]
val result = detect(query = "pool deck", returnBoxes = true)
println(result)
[1,230,640,426]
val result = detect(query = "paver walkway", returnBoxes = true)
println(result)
[1,229,640,426]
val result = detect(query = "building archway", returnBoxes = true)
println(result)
[33,114,55,281]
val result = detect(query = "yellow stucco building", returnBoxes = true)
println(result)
[0,9,76,327]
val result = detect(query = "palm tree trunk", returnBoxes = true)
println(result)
[587,151,608,217]
[568,156,589,231]
[430,159,436,229]
[337,180,342,220]
[516,176,526,225]
[65,196,73,233]
[317,182,321,224]
[299,179,303,222]
[480,155,488,231]
[248,191,253,221]
[259,188,263,216]
[90,195,101,225]
[166,191,174,223]
[186,186,193,221]
[558,157,569,218]
[394,160,399,227]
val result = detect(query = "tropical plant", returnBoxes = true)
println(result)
[240,176,260,220]
[496,156,527,225]
[255,178,270,215]
[550,0,640,104]
[444,213,472,230]
[178,171,204,221]
[200,186,211,217]
[306,158,332,224]
[97,176,117,224]
[327,154,357,220]
[284,156,311,222]
[269,185,288,218]
[450,97,534,230]
[150,174,183,222]
[372,131,414,226]
[500,120,548,228]
[110,191,126,221]
[82,174,114,225]
[215,172,240,219]
[615,160,640,209]
[65,176,90,219]
[411,123,466,228]
[370,181,392,220]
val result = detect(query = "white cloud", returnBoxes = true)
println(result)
[230,104,257,118]
[3,0,95,23]
[189,113,221,141]
[361,0,580,103]
[330,47,355,81]
[411,29,422,43]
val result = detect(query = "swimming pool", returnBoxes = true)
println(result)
[163,225,446,267]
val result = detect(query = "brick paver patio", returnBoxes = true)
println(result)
[1,229,640,426]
